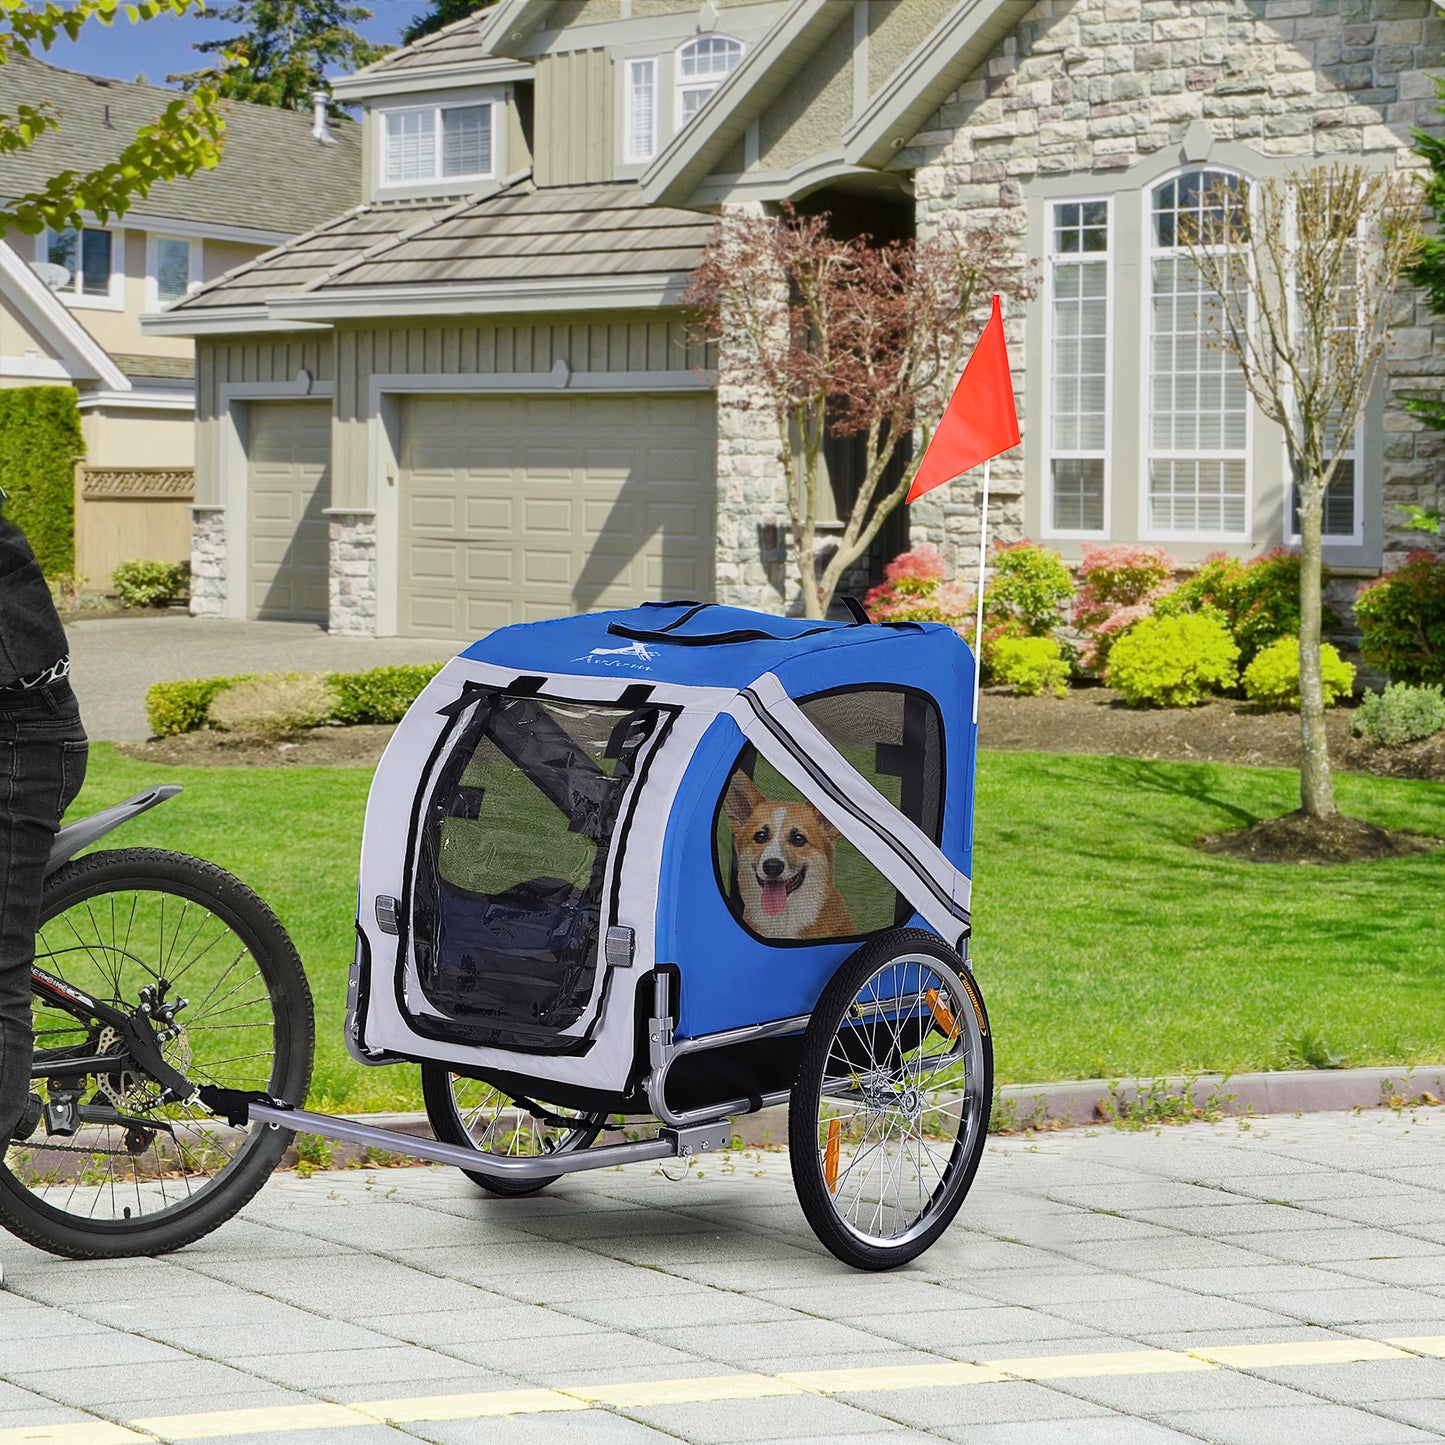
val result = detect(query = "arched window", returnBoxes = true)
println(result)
[677,35,743,125]
[1147,168,1251,537]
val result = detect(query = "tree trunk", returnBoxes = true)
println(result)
[1296,487,1338,819]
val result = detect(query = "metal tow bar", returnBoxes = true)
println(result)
[246,1102,731,1182]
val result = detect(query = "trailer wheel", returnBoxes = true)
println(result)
[789,929,992,1270]
[421,1068,605,1197]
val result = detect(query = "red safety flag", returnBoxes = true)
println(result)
[906,294,1020,504]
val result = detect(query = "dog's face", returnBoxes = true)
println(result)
[724,772,842,939]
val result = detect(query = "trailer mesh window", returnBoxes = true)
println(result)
[412,693,658,1044]
[714,688,944,944]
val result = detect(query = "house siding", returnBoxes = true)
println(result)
[868,0,954,96]
[535,48,614,185]
[757,8,854,171]
[901,0,1445,591]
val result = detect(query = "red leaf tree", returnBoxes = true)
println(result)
[684,206,1030,619]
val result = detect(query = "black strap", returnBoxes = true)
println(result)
[840,596,870,625]
[198,1084,291,1128]
[606,600,869,648]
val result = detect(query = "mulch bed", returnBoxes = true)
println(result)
[118,686,1442,866]
[120,687,1445,783]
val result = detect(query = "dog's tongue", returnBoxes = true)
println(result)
[761,879,788,916]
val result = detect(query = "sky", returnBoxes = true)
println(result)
[38,0,434,87]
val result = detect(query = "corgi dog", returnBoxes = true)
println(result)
[723,772,855,940]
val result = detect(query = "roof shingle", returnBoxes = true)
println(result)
[0,55,362,235]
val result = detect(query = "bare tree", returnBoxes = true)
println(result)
[684,206,1029,619]
[1180,164,1422,820]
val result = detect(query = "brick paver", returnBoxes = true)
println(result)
[2,1107,1444,1443]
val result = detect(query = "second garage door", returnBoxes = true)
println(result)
[399,392,715,638]
[246,400,331,623]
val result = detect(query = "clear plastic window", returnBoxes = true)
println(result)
[714,689,944,945]
[413,694,658,1039]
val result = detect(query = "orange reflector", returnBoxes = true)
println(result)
[824,1117,841,1193]
[926,987,959,1040]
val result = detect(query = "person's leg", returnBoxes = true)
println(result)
[0,681,87,1144]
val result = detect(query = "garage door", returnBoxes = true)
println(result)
[399,392,715,638]
[246,400,331,623]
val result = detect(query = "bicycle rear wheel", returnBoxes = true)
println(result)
[0,849,314,1259]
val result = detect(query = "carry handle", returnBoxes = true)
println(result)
[606,599,874,648]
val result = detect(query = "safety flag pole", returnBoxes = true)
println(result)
[904,295,1020,729]
[971,458,991,726]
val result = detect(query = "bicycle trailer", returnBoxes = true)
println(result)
[8,601,993,1271]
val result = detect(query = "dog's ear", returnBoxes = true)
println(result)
[723,770,763,830]
[814,810,841,842]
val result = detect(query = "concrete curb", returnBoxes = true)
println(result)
[288,1066,1445,1166]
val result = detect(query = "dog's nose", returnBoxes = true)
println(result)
[761,857,785,878]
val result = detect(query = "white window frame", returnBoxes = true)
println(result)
[379,98,497,192]
[1044,195,1112,541]
[35,225,124,311]
[1280,186,1367,549]
[145,233,203,310]
[1141,165,1254,544]
[675,34,744,130]
[625,57,659,165]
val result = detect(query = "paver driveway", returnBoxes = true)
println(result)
[2,1107,1444,1444]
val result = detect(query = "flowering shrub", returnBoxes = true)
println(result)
[1241,636,1353,711]
[1073,544,1177,672]
[1353,551,1445,686]
[1156,549,1311,669]
[992,636,1069,698]
[863,544,973,625]
[1105,613,1239,707]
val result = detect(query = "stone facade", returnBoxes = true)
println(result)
[189,506,226,618]
[328,512,377,636]
[900,0,1445,592]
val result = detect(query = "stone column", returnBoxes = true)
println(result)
[189,506,226,617]
[328,510,377,636]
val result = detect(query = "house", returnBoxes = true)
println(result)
[148,0,1445,639]
[0,55,360,587]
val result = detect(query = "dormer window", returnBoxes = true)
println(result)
[382,100,494,188]
[676,35,743,124]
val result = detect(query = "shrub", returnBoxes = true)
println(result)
[1351,682,1445,747]
[0,386,82,575]
[983,540,1074,635]
[1073,544,1177,671]
[329,663,445,724]
[992,636,1069,698]
[863,543,972,625]
[146,676,251,737]
[209,673,338,742]
[1158,549,1318,669]
[112,559,190,608]
[1241,636,1354,711]
[1106,613,1239,707]
[144,662,444,736]
[1354,551,1445,685]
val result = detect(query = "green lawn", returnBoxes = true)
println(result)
[62,744,1444,1111]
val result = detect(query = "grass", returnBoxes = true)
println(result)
[62,744,1445,1112]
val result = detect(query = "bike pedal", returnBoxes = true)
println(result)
[9,1093,41,1142]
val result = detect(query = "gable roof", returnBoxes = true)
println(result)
[0,239,128,389]
[148,179,718,331]
[641,0,1034,209]
[0,55,361,236]
[331,2,515,95]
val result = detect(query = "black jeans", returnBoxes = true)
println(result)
[0,679,87,1141]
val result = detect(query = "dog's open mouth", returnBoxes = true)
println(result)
[758,866,807,917]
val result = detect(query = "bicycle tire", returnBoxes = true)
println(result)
[1,849,314,1259]
[789,928,992,1271]
[421,1066,603,1197]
